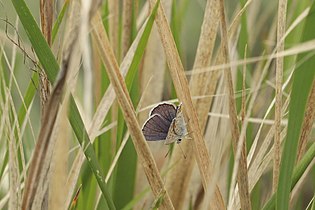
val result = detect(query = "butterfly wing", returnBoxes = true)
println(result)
[150,103,176,123]
[142,114,172,141]
[174,104,187,137]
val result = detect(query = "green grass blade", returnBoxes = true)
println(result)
[69,96,116,210]
[276,2,315,209]
[10,0,59,82]
[263,141,315,210]
[52,0,69,43]
[17,73,39,125]
[125,0,160,91]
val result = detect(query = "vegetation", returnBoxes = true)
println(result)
[0,0,314,209]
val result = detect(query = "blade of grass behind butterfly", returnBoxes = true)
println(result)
[113,3,159,208]
[276,2,315,209]
[10,0,116,209]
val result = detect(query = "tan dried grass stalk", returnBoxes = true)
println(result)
[218,0,251,209]
[108,0,119,58]
[7,93,21,210]
[121,0,133,58]
[297,81,315,161]
[273,0,287,192]
[165,0,224,209]
[39,0,53,116]
[92,13,174,209]
[148,1,225,209]
[40,0,53,45]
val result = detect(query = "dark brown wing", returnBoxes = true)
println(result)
[142,114,171,141]
[150,103,176,123]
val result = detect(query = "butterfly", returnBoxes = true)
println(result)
[142,103,188,145]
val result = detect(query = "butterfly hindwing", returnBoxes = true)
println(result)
[142,114,171,141]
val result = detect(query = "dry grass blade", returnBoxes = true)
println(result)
[108,0,119,58]
[121,0,133,58]
[297,81,315,161]
[147,1,225,209]
[165,0,225,209]
[273,0,287,192]
[7,92,21,210]
[39,0,53,115]
[21,38,75,210]
[91,12,174,209]
[218,0,251,209]
[150,0,222,203]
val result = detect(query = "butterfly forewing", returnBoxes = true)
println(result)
[142,114,172,141]
[150,103,176,123]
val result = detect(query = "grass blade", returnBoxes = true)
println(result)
[276,2,315,209]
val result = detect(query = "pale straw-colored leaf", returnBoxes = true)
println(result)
[164,0,224,209]
[273,0,287,192]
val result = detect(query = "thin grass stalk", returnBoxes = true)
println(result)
[273,0,287,193]
[218,0,251,209]
[165,0,223,209]
[91,9,174,209]
[148,1,225,209]
[297,81,315,161]
[81,0,94,120]
[108,0,119,59]
[39,0,53,115]
[121,0,133,58]
[7,93,21,210]
[241,46,247,124]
